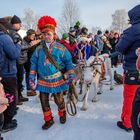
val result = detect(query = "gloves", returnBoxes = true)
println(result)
[5,93,14,103]
[29,78,36,90]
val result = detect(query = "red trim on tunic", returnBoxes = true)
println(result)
[30,70,36,75]
[38,79,65,87]
[67,70,75,74]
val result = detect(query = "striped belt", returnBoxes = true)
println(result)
[41,71,62,80]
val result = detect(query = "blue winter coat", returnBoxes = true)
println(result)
[115,5,140,70]
[0,31,21,77]
[94,35,103,51]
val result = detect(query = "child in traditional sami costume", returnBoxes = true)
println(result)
[29,16,75,130]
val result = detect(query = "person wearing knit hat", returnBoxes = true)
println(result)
[60,33,72,53]
[61,32,78,64]
[10,15,22,32]
[11,15,21,25]
[62,33,69,40]
[29,15,75,130]
[8,15,29,105]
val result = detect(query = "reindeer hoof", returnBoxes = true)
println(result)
[110,87,114,90]
[97,92,102,95]
[81,107,88,111]
[92,98,99,102]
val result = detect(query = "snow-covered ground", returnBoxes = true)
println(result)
[3,65,133,140]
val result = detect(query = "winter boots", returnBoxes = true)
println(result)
[27,90,36,96]
[0,134,3,140]
[59,109,66,124]
[42,117,54,130]
[117,121,132,132]
[2,121,17,133]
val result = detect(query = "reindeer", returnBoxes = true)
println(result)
[74,54,114,111]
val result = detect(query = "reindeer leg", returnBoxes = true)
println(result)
[81,82,91,111]
[108,60,114,90]
[79,79,83,94]
[106,58,114,90]
[92,75,100,102]
[97,81,103,95]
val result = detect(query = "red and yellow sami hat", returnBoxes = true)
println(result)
[37,16,57,33]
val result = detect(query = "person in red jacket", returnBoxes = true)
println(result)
[60,33,73,53]
[60,33,78,64]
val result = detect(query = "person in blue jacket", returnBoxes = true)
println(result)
[116,4,140,132]
[0,18,21,132]
[29,16,75,130]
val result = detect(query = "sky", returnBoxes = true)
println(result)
[0,0,140,30]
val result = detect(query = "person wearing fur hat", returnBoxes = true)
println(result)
[29,16,75,130]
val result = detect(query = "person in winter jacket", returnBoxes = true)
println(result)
[23,29,40,97]
[0,18,20,132]
[8,15,29,105]
[94,30,103,51]
[29,16,75,130]
[116,4,140,132]
[88,33,98,57]
[68,27,78,64]
[60,33,74,54]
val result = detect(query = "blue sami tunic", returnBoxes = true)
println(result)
[29,41,75,94]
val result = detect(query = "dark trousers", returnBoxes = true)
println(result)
[131,87,140,140]
[17,63,24,97]
[24,62,31,91]
[1,77,17,124]
[0,113,4,131]
[40,92,65,121]
[0,113,4,139]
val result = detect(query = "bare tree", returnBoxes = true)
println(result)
[57,0,81,36]
[111,9,129,33]
[22,8,40,31]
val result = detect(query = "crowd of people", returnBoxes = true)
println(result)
[0,4,140,140]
